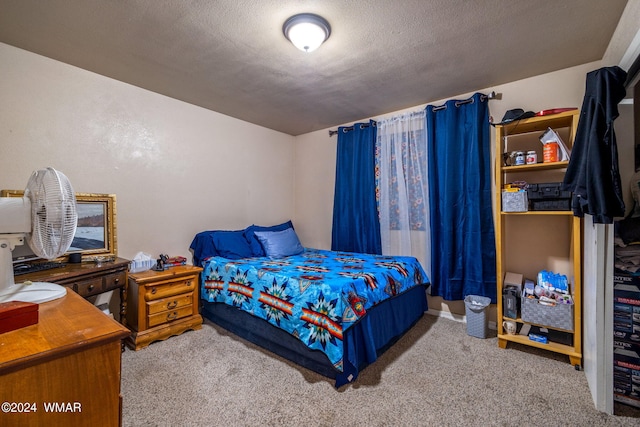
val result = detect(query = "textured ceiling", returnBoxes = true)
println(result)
[0,0,629,135]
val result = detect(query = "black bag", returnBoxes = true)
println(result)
[618,215,640,244]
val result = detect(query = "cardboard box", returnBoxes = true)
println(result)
[613,284,640,341]
[614,273,640,288]
[614,303,640,327]
[614,282,640,306]
[614,393,640,408]
[613,328,640,342]
[613,349,640,406]
[615,339,640,354]
[504,272,523,293]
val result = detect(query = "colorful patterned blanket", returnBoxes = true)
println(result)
[200,248,427,372]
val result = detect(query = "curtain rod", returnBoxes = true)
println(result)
[328,91,500,136]
[328,121,376,137]
[431,91,499,112]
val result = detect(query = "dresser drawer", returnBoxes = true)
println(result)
[147,305,193,328]
[104,271,127,292]
[73,277,105,297]
[145,277,196,301]
[146,293,193,316]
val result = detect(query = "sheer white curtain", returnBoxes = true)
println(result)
[376,110,431,279]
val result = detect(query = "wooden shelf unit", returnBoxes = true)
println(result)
[494,110,583,368]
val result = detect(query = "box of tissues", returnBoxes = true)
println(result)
[130,252,155,273]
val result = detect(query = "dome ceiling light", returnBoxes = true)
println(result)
[283,13,331,53]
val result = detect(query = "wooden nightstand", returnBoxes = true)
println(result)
[126,265,202,350]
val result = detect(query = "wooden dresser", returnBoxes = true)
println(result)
[126,265,202,350]
[0,290,130,427]
[15,258,130,322]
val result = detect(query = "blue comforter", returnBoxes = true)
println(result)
[200,248,427,372]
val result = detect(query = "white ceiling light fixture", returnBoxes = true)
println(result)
[283,13,331,53]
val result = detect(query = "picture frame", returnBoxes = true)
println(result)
[0,190,117,260]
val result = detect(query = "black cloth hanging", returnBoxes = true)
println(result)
[562,66,628,224]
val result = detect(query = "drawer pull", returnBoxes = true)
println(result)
[88,284,94,292]
[151,287,157,294]
[186,280,192,287]
[167,300,178,309]
[167,312,178,321]
[114,278,119,285]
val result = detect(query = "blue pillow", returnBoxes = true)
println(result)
[190,231,220,266]
[253,228,304,258]
[244,220,294,256]
[212,230,253,260]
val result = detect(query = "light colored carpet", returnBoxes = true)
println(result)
[121,314,640,426]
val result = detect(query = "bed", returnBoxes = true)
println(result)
[190,221,429,387]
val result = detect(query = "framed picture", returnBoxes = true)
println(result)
[0,190,117,260]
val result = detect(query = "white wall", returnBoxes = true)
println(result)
[0,42,295,261]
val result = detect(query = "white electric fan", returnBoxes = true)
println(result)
[0,167,77,303]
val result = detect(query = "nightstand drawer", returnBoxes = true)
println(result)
[145,277,196,301]
[146,293,193,315]
[74,277,105,297]
[147,305,193,328]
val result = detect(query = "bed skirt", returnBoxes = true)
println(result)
[200,283,428,387]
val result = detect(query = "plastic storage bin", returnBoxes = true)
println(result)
[501,190,528,212]
[464,295,492,338]
[521,295,573,331]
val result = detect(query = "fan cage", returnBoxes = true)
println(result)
[24,168,77,259]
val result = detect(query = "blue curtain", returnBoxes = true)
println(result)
[331,120,382,254]
[426,93,496,302]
